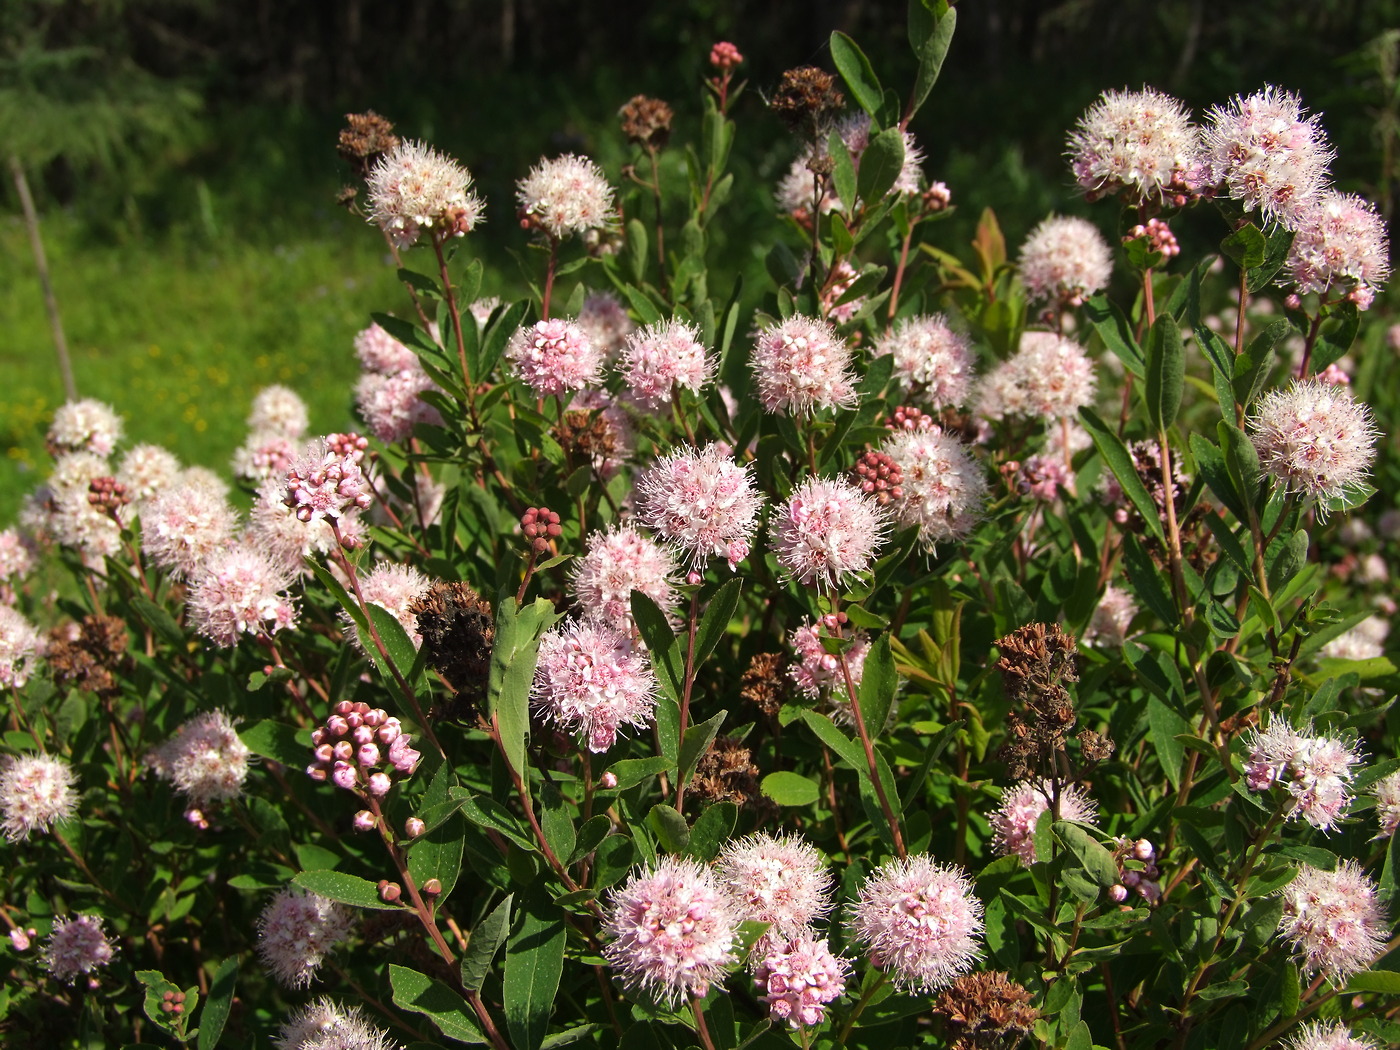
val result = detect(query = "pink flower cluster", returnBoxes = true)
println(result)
[977,332,1096,423]
[145,710,251,811]
[880,427,989,548]
[873,315,976,408]
[283,439,374,524]
[353,323,444,443]
[751,315,858,415]
[619,320,713,408]
[1018,215,1113,306]
[1067,87,1204,205]
[569,525,680,630]
[634,443,763,571]
[341,562,435,652]
[990,780,1099,866]
[532,619,657,753]
[188,544,299,646]
[0,753,77,842]
[788,615,869,717]
[715,832,834,951]
[366,140,483,248]
[257,887,355,989]
[516,154,616,240]
[1243,720,1362,831]
[0,605,42,689]
[1278,861,1389,980]
[40,915,116,983]
[770,477,888,590]
[306,700,422,797]
[505,318,605,398]
[1248,379,1377,506]
[1285,190,1391,306]
[753,932,850,1028]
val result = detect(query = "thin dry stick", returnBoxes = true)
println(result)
[9,154,75,400]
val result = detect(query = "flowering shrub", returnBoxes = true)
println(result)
[3,7,1400,1050]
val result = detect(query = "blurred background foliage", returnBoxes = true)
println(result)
[1,0,1397,509]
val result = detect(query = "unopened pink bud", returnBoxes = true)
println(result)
[331,762,358,790]
[333,741,354,762]
[310,728,327,746]
[1108,884,1129,903]
[376,723,401,745]
[686,571,702,586]
[357,743,381,767]
[326,715,349,737]
[366,772,392,796]
[600,771,619,789]
[353,809,377,831]
[364,708,386,727]
[345,711,364,730]
[378,880,402,903]
[351,725,375,746]
[1133,839,1154,860]
[306,765,328,782]
[405,817,426,838]
[10,928,31,951]
[333,700,355,717]
[422,878,442,895]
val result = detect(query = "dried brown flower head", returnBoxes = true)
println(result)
[555,410,621,465]
[935,970,1039,1050]
[740,652,788,717]
[47,614,129,698]
[1077,729,1115,764]
[689,736,770,814]
[996,623,1080,780]
[337,111,400,174]
[409,582,494,721]
[769,67,844,134]
[620,95,674,149]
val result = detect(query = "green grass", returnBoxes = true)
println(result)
[0,213,405,517]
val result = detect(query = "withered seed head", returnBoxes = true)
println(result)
[934,970,1039,1050]
[47,614,129,698]
[740,652,788,717]
[769,66,844,134]
[619,95,674,149]
[337,111,400,174]
[409,582,494,720]
[688,736,771,814]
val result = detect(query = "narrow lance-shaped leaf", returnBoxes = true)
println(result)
[830,32,883,117]
[1145,314,1184,432]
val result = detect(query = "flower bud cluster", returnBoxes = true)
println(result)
[852,450,903,505]
[709,41,743,73]
[1107,838,1161,904]
[1125,218,1180,258]
[521,507,562,554]
[86,476,130,516]
[306,701,421,796]
[284,441,374,524]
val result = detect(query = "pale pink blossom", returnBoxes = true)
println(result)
[1018,215,1114,306]
[1278,861,1389,980]
[1286,1021,1381,1050]
[354,367,443,443]
[1205,86,1334,229]
[1067,87,1204,204]
[257,887,355,989]
[603,856,738,1005]
[1372,770,1400,838]
[754,932,850,1028]
[979,333,1096,423]
[788,618,870,720]
[40,451,122,559]
[849,854,984,992]
[275,998,397,1050]
[40,915,115,982]
[751,315,858,415]
[1248,380,1378,505]
[634,443,764,571]
[882,427,988,547]
[505,318,604,397]
[189,544,299,646]
[0,753,77,840]
[576,291,635,360]
[1285,190,1390,303]
[146,710,251,808]
[570,525,680,630]
[821,260,867,323]
[248,385,310,439]
[0,605,41,689]
[248,481,357,575]
[1243,720,1362,831]
[116,444,182,503]
[517,154,615,239]
[341,562,434,651]
[284,439,374,523]
[1322,616,1388,662]
[1083,585,1139,647]
[0,528,35,585]
[771,476,888,590]
[532,620,657,753]
[232,431,299,484]
[717,832,834,958]
[873,315,976,408]
[354,323,419,375]
[367,140,483,249]
[140,482,240,580]
[47,399,122,456]
[990,780,1099,866]
[619,320,713,408]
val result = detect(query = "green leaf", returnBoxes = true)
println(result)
[1233,319,1291,409]
[856,633,897,739]
[1190,435,1249,522]
[503,895,567,1050]
[1145,314,1185,431]
[695,579,742,667]
[828,130,857,215]
[1055,823,1120,886]
[1245,227,1295,293]
[592,834,636,889]
[1218,421,1261,509]
[196,957,238,1050]
[1312,301,1359,374]
[855,128,905,207]
[908,3,956,120]
[365,602,424,689]
[488,597,561,778]
[539,781,576,864]
[409,766,465,903]
[1146,698,1188,791]
[604,756,671,791]
[678,710,726,787]
[761,772,822,807]
[646,804,691,854]
[1220,223,1267,269]
[1079,409,1164,541]
[1195,323,1238,414]
[568,816,612,864]
[293,870,404,911]
[830,32,883,117]
[797,709,865,772]
[130,596,185,649]
[1345,970,1400,994]
[1123,534,1178,626]
[625,218,647,286]
[238,720,307,769]
[1084,294,1145,378]
[461,895,513,994]
[390,964,488,1045]
[688,801,737,861]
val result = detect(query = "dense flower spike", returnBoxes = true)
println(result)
[532,619,657,753]
[275,998,399,1050]
[354,323,419,375]
[0,605,42,689]
[1373,770,1400,838]
[366,140,483,248]
[140,482,240,580]
[1243,720,1362,831]
[873,315,976,408]
[978,332,1096,422]
[284,439,374,523]
[1082,585,1139,647]
[1204,86,1333,229]
[634,443,764,571]
[1248,380,1378,505]
[116,444,182,502]
[0,753,77,841]
[619,320,713,408]
[603,856,738,1005]
[47,398,122,456]
[575,291,635,358]
[1284,190,1391,303]
[188,544,299,646]
[354,367,443,443]
[788,616,870,716]
[248,385,310,439]
[1321,616,1388,661]
[40,915,116,982]
[146,710,251,809]
[751,314,858,414]
[570,525,680,630]
[1018,215,1113,306]
[1067,87,1203,204]
[850,854,985,992]
[517,154,616,239]
[990,780,1100,865]
[0,527,36,585]
[1277,861,1388,980]
[753,933,850,1028]
[771,476,888,589]
[716,832,834,944]
[232,431,299,484]
[882,427,989,547]
[257,887,355,988]
[505,319,605,398]
[341,562,434,651]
